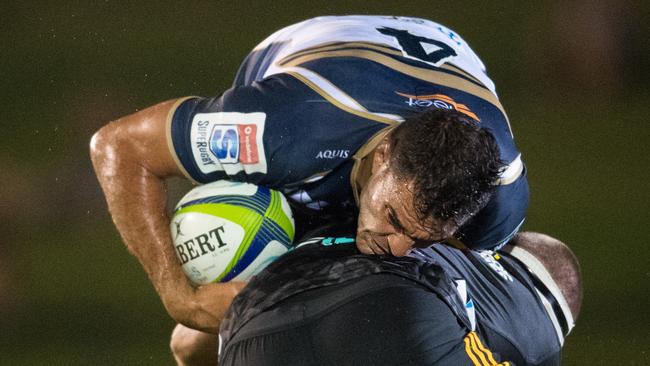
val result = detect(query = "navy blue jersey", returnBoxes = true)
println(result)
[168,16,529,249]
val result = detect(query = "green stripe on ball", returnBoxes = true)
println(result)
[176,203,263,281]
[266,190,294,240]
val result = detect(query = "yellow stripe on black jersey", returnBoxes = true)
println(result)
[464,332,511,366]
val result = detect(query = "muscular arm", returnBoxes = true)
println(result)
[90,99,244,333]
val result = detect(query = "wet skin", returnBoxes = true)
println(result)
[355,139,453,257]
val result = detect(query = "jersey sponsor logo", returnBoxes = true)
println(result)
[321,237,355,246]
[478,251,513,282]
[238,124,260,164]
[396,91,480,122]
[315,149,350,159]
[190,112,267,175]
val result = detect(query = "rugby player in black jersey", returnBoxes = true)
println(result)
[215,231,581,366]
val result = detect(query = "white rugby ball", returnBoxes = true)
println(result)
[170,180,294,284]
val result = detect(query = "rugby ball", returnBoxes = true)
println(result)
[170,180,294,284]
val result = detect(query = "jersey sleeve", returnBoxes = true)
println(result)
[167,74,381,190]
[168,87,274,184]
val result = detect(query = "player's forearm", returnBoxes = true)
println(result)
[89,100,239,331]
[90,122,194,313]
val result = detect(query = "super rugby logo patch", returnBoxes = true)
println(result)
[190,112,267,175]
[210,125,240,164]
[210,124,260,164]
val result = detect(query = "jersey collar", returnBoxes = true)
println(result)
[350,125,398,205]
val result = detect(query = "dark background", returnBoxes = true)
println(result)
[2,1,649,364]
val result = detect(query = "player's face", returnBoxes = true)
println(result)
[356,155,448,257]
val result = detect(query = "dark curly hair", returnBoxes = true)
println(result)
[387,108,504,230]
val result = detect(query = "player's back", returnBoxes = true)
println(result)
[413,245,565,365]
[223,15,523,197]
[248,15,495,93]
[235,15,515,154]
[219,237,563,365]
[175,15,522,195]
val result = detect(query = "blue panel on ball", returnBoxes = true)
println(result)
[220,234,266,282]
[260,219,292,247]
[219,218,292,282]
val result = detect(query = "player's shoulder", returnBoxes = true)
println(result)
[224,73,313,109]
[171,72,351,135]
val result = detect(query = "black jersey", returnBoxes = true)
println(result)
[219,238,562,365]
[168,16,529,249]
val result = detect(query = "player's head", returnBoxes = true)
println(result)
[356,108,503,256]
[506,232,583,322]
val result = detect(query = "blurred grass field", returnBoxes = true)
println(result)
[2,1,648,364]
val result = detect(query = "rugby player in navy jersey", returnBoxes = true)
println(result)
[91,16,532,365]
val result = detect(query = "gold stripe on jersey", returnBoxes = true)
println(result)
[463,332,510,366]
[280,43,487,90]
[464,335,483,366]
[166,96,200,184]
[277,41,402,66]
[496,154,524,186]
[292,67,369,112]
[285,69,399,125]
[438,63,513,137]
[278,48,509,119]
[440,63,486,87]
[469,332,504,365]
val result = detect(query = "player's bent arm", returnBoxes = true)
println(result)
[90,99,243,333]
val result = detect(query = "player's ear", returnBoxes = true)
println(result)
[371,136,391,173]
